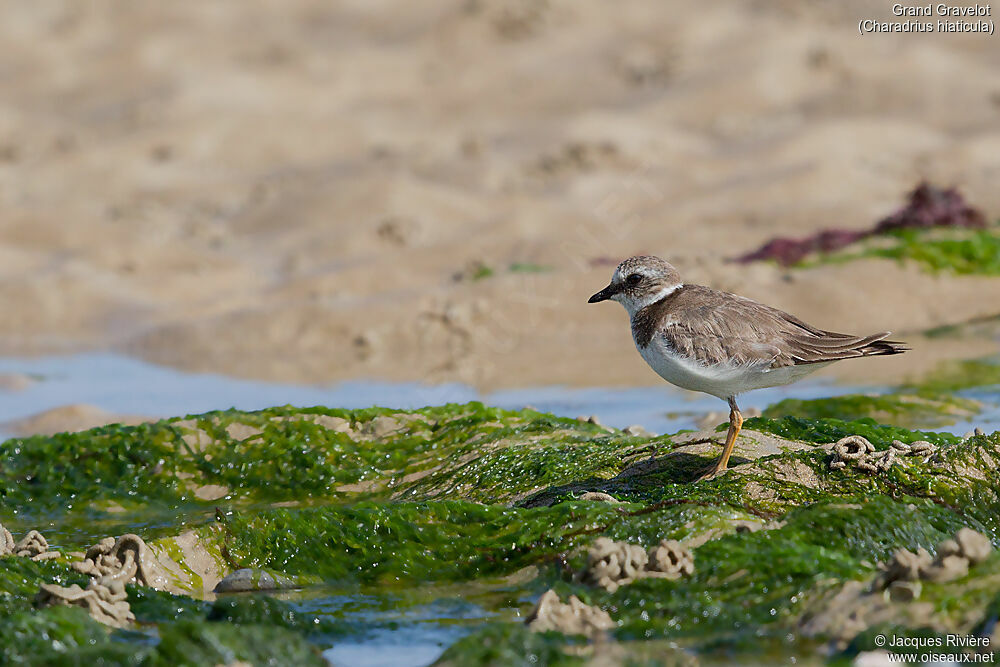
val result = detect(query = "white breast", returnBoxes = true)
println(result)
[636,335,826,400]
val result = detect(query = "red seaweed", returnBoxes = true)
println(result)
[735,183,987,266]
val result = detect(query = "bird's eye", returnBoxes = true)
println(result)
[625,273,642,286]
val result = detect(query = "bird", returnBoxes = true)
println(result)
[588,255,907,481]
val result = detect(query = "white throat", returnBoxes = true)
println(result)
[617,283,681,318]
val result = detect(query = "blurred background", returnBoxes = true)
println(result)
[0,1,998,434]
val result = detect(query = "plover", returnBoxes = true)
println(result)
[589,256,907,481]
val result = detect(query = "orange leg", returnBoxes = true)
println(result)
[695,397,743,482]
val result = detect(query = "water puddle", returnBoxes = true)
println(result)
[5,352,994,438]
[286,584,526,667]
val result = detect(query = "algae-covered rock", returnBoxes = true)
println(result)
[763,392,980,429]
[150,620,328,666]
[1,402,999,664]
[214,567,298,593]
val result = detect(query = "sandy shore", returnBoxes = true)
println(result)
[1,1,998,391]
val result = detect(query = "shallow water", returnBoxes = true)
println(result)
[5,352,994,438]
[285,584,526,667]
[1,352,998,666]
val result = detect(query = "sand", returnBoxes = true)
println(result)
[1,1,998,392]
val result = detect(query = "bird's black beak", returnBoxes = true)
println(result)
[588,283,618,303]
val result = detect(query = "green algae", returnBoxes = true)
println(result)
[151,621,327,666]
[604,497,957,637]
[761,393,979,429]
[907,356,1000,394]
[805,226,1000,275]
[0,558,84,600]
[1,403,628,544]
[509,262,552,273]
[924,314,1000,340]
[436,623,587,667]
[216,500,622,585]
[744,415,960,448]
[396,435,636,504]
[0,606,128,665]
[439,496,990,663]
[0,602,332,667]
[455,261,552,281]
[2,402,1000,664]
[0,577,338,665]
[864,229,1000,275]
[203,594,352,649]
[758,355,1000,432]
[126,585,208,623]
[153,537,206,594]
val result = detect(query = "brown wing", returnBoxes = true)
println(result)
[633,285,908,368]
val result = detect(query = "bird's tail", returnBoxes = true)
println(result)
[856,334,908,357]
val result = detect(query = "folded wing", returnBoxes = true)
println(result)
[646,285,908,369]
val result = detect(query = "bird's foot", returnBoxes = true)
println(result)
[693,463,728,482]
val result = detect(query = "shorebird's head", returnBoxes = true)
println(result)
[588,255,682,317]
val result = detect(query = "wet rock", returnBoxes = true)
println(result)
[755,458,823,489]
[272,413,355,435]
[670,427,815,461]
[224,422,262,441]
[526,589,614,638]
[174,419,214,451]
[578,491,621,503]
[361,415,404,439]
[886,580,921,603]
[624,424,656,438]
[214,568,297,593]
[193,484,230,501]
[309,415,352,433]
